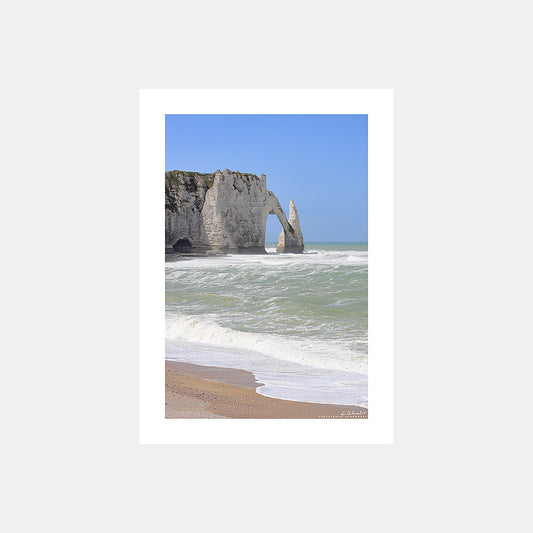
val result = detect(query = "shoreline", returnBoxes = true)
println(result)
[165,360,368,419]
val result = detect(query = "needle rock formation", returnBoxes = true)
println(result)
[165,169,304,254]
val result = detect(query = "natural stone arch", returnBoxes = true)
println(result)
[264,192,304,253]
[165,169,304,254]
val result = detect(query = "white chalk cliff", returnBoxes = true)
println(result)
[165,169,304,254]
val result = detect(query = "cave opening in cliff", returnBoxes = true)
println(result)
[173,238,192,253]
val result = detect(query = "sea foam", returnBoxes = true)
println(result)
[165,243,368,405]
[165,314,368,374]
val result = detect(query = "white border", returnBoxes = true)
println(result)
[140,89,394,444]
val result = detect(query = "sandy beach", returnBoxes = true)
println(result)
[165,360,368,419]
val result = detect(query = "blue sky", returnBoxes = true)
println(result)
[165,114,368,242]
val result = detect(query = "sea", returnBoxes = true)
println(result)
[165,242,368,407]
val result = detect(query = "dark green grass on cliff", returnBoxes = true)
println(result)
[165,170,260,194]
[165,170,215,190]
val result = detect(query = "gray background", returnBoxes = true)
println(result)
[2,1,531,532]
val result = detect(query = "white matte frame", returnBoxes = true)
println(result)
[140,89,394,444]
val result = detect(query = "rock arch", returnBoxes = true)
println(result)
[165,169,304,254]
[264,192,304,253]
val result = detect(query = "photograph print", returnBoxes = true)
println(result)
[164,114,369,419]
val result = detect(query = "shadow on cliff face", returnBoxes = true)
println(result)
[173,238,193,253]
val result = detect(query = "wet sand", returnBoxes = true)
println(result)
[165,360,368,419]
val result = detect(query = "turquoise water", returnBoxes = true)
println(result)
[165,243,368,406]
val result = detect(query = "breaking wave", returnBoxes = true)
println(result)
[165,314,368,375]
